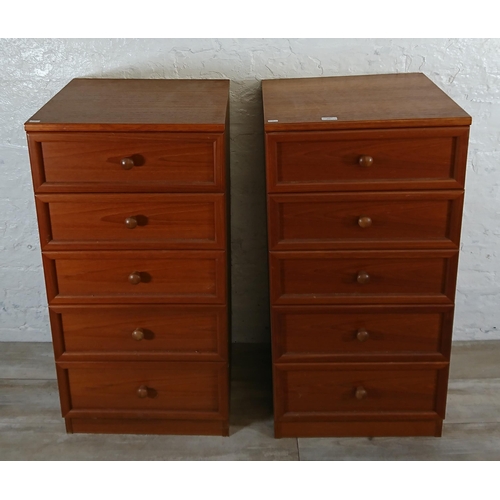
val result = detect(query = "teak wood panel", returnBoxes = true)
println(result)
[43,250,226,304]
[25,79,230,132]
[27,133,226,193]
[36,193,225,250]
[274,363,447,416]
[26,78,230,437]
[272,305,454,362]
[268,191,464,250]
[49,305,227,361]
[262,74,471,132]
[266,128,469,192]
[275,418,442,438]
[64,361,227,415]
[270,250,458,305]
[68,418,229,436]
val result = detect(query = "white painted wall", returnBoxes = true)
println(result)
[0,38,498,342]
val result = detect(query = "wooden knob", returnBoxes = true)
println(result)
[355,386,368,400]
[124,217,138,229]
[356,329,369,342]
[132,328,144,341]
[128,272,142,285]
[137,385,148,398]
[121,157,135,170]
[358,155,374,167]
[357,271,370,284]
[358,216,372,228]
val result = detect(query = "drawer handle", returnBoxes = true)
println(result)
[124,217,138,229]
[356,329,369,342]
[121,157,135,170]
[128,272,142,285]
[358,155,374,167]
[355,386,368,400]
[358,216,372,228]
[356,271,370,284]
[132,328,145,341]
[137,385,149,398]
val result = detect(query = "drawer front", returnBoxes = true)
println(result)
[51,305,227,359]
[65,361,225,414]
[29,132,224,192]
[272,305,454,361]
[275,364,444,416]
[269,191,463,250]
[266,128,469,192]
[38,194,225,250]
[270,250,458,305]
[45,251,226,304]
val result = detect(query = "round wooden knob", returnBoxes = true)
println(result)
[125,217,138,229]
[121,157,135,170]
[132,328,144,341]
[357,271,370,284]
[356,329,369,342]
[137,385,148,398]
[358,155,374,167]
[358,216,372,228]
[128,272,142,285]
[355,386,368,400]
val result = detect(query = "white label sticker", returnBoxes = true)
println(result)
[267,119,279,123]
[28,119,41,123]
[321,116,338,121]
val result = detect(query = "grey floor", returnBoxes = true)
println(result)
[1,341,499,460]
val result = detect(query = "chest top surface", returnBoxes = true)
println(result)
[262,73,471,132]
[25,78,230,133]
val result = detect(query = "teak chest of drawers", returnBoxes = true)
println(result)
[262,73,471,437]
[25,79,230,435]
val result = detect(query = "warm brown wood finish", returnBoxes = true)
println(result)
[28,133,225,193]
[25,79,229,132]
[65,361,225,414]
[269,191,463,250]
[272,305,454,362]
[26,79,230,435]
[263,73,470,437]
[46,250,225,303]
[51,305,227,360]
[275,363,445,414]
[266,128,469,192]
[262,73,471,131]
[37,194,225,250]
[271,250,458,305]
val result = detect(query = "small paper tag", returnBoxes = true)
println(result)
[267,119,279,123]
[321,116,338,121]
[28,119,41,123]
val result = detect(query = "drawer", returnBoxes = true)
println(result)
[28,132,225,192]
[44,250,226,304]
[62,361,227,416]
[50,305,227,360]
[266,127,469,192]
[270,250,458,305]
[274,363,446,417]
[268,191,463,250]
[36,194,225,250]
[272,305,454,362]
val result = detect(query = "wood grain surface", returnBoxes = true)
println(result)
[25,79,230,132]
[262,73,471,131]
[263,73,470,437]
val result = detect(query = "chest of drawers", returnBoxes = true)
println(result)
[25,79,230,435]
[262,73,471,437]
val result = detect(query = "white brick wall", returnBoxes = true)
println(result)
[0,38,498,342]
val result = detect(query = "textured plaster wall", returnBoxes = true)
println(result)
[0,38,499,343]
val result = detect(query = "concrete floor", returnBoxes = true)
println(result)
[1,341,499,460]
